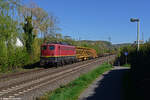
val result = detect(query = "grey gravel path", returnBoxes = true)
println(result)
[79,66,130,100]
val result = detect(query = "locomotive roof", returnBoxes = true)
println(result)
[41,43,75,47]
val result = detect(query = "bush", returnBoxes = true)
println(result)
[0,46,30,72]
[119,43,150,100]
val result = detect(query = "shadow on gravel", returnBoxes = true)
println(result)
[84,67,129,100]
[23,62,42,69]
[23,62,56,69]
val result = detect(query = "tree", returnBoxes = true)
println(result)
[146,38,150,43]
[23,16,35,54]
[19,2,60,42]
[0,0,26,71]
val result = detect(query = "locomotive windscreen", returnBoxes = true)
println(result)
[49,45,55,50]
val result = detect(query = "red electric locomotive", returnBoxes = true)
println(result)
[40,43,76,66]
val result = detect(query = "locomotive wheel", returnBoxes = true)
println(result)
[72,60,74,63]
[40,62,44,66]
[55,63,59,68]
[69,60,72,64]
[61,60,65,66]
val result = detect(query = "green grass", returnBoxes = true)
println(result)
[37,63,112,100]
[122,63,130,67]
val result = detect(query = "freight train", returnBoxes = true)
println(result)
[40,43,98,66]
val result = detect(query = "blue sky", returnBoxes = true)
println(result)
[24,0,150,44]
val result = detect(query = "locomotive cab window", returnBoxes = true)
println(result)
[49,45,55,50]
[42,46,47,50]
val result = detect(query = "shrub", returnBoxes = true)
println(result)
[119,43,150,100]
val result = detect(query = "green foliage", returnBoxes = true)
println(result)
[122,64,130,67]
[0,0,57,72]
[0,40,8,71]
[129,44,150,73]
[23,16,35,54]
[31,38,41,62]
[118,45,135,65]
[0,2,21,72]
[119,44,150,71]
[119,43,150,100]
[0,0,33,72]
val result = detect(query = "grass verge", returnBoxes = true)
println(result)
[37,63,112,100]
[122,63,130,67]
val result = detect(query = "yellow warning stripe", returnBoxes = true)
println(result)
[41,55,76,58]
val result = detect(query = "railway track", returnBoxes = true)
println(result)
[0,68,45,81]
[0,55,115,100]
[0,57,104,82]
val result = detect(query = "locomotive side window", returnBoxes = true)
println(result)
[42,46,47,50]
[49,45,55,50]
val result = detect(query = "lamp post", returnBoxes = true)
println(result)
[130,18,140,51]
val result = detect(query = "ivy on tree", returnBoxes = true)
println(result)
[23,16,35,54]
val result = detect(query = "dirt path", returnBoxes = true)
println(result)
[79,67,129,100]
